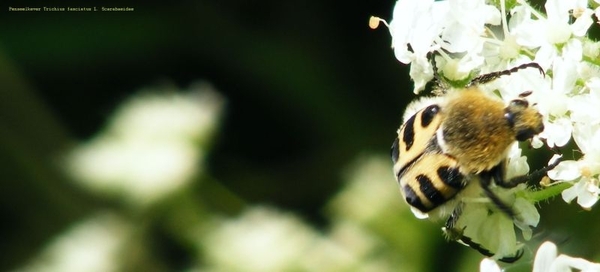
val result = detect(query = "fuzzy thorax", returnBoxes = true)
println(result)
[439,88,516,174]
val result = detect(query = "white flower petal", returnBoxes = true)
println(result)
[563,39,583,61]
[562,180,585,203]
[533,241,600,272]
[534,45,558,69]
[388,0,428,63]
[480,258,502,272]
[515,20,547,48]
[573,123,600,155]
[409,55,434,93]
[506,145,529,178]
[552,57,578,96]
[548,160,580,181]
[531,137,544,149]
[576,180,599,209]
[546,20,572,44]
[389,0,449,65]
[571,9,594,37]
[533,241,558,272]
[514,198,540,228]
[410,206,429,219]
[545,0,572,24]
[569,93,600,124]
[540,118,572,148]
[441,0,498,53]
[479,212,517,259]
[513,198,539,240]
[551,255,600,272]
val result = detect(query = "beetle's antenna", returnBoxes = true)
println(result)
[467,62,545,87]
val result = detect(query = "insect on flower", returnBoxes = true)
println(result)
[391,62,560,262]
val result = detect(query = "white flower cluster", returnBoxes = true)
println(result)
[16,213,130,272]
[371,0,600,264]
[372,0,600,215]
[199,157,420,272]
[200,205,395,272]
[66,83,223,208]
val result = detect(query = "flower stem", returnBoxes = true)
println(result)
[524,183,573,203]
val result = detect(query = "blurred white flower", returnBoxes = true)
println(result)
[328,156,403,223]
[201,206,318,272]
[533,241,600,272]
[15,213,129,272]
[195,155,414,272]
[299,221,381,272]
[200,205,405,272]
[65,83,223,207]
[328,156,437,271]
[110,83,222,144]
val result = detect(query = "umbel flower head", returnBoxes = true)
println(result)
[372,0,600,264]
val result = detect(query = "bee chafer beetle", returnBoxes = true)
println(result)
[391,62,560,262]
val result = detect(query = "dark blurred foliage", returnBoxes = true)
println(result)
[0,0,414,269]
[0,0,410,213]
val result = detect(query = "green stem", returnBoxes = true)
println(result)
[525,183,573,203]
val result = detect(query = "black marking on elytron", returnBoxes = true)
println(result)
[402,114,416,151]
[396,133,444,186]
[420,105,440,127]
[397,120,444,179]
[402,184,428,212]
[396,150,425,181]
[417,174,446,208]
[391,138,400,164]
[437,166,463,189]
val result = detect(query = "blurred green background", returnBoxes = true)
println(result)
[1,1,599,271]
